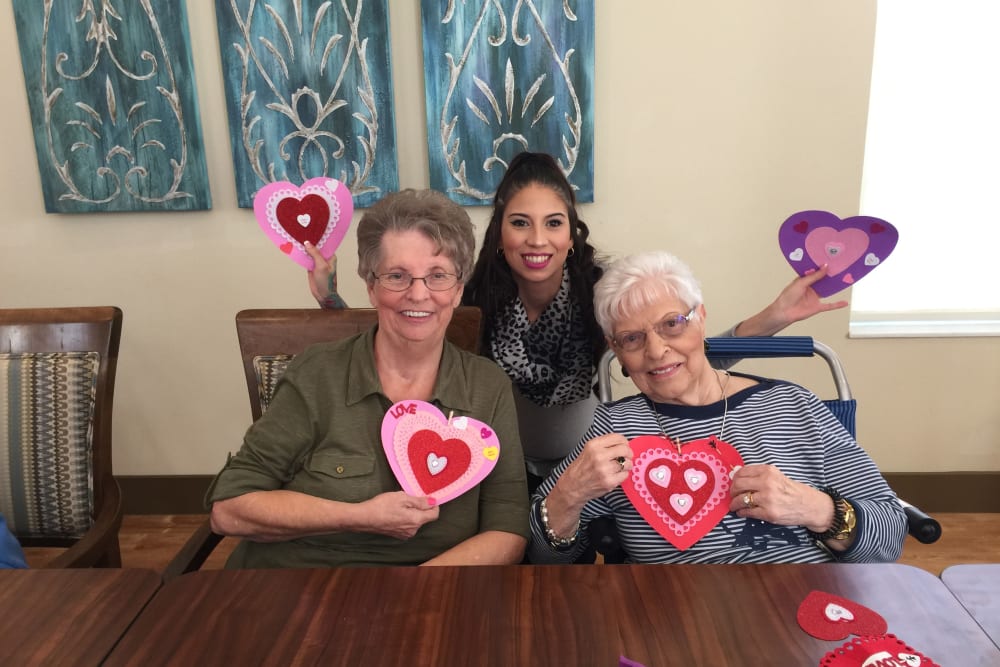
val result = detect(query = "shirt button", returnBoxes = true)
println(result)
[336,465,345,474]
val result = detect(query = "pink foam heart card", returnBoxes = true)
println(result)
[622,435,744,551]
[253,177,354,269]
[778,210,898,297]
[381,400,500,505]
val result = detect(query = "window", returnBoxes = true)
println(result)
[851,0,1000,337]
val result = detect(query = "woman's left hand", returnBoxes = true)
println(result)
[728,464,834,533]
[734,265,849,337]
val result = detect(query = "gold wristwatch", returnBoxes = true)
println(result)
[832,499,857,540]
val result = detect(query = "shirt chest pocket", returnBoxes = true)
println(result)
[295,450,379,504]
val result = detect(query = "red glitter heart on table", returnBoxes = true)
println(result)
[797,590,888,640]
[274,194,330,247]
[622,435,743,551]
[821,634,940,667]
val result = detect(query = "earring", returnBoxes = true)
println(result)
[496,247,504,258]
[567,247,575,257]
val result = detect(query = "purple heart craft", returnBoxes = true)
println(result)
[253,177,354,270]
[778,210,898,297]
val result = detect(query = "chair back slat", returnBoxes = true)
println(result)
[235,307,481,421]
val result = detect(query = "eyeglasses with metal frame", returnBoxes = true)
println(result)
[611,307,698,352]
[371,271,461,292]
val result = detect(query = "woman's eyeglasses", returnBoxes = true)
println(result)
[372,272,461,292]
[611,307,697,352]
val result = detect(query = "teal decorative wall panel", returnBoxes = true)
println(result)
[12,0,212,213]
[216,0,399,208]
[421,0,595,205]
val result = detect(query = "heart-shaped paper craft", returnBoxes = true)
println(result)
[622,436,744,551]
[381,400,500,505]
[778,210,898,297]
[253,177,354,269]
[821,635,940,667]
[797,590,888,640]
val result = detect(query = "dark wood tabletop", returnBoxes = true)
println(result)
[942,563,1000,648]
[0,568,161,666]
[105,563,999,666]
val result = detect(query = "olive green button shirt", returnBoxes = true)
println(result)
[207,326,529,568]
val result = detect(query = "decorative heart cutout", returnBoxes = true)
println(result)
[778,210,898,297]
[381,400,500,504]
[622,436,744,551]
[820,635,940,667]
[825,603,855,622]
[797,591,888,640]
[253,177,354,270]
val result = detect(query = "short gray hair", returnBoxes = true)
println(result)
[356,189,475,284]
[593,251,703,336]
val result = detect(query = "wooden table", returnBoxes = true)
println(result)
[942,563,1000,648]
[0,568,161,666]
[106,563,999,666]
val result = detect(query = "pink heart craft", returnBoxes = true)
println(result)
[380,400,500,505]
[253,177,354,270]
[778,210,898,297]
[622,435,744,551]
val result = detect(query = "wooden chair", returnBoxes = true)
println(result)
[163,307,482,579]
[0,307,124,567]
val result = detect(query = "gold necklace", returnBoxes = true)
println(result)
[649,370,730,453]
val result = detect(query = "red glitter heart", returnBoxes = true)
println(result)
[407,430,472,495]
[274,194,330,247]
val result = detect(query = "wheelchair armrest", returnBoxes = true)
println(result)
[901,500,942,544]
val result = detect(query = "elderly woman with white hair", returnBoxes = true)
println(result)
[528,251,906,564]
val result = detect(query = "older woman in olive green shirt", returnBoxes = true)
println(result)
[208,190,529,568]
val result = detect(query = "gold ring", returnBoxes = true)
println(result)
[743,492,754,508]
[616,456,626,472]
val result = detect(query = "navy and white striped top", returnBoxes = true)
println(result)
[528,374,907,564]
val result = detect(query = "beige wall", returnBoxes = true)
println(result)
[2,2,996,476]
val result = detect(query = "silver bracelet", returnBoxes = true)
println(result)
[539,497,579,548]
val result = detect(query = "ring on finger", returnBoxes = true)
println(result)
[616,456,626,472]
[742,491,755,508]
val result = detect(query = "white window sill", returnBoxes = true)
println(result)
[849,313,1000,338]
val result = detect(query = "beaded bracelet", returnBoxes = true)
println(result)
[539,497,579,549]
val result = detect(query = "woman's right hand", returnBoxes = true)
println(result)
[356,491,439,540]
[553,434,632,508]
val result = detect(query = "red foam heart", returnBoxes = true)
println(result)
[797,590,888,640]
[821,635,940,667]
[279,242,293,254]
[793,219,809,233]
[275,194,330,247]
[407,430,472,495]
[622,436,744,551]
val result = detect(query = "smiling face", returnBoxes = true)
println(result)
[367,229,463,347]
[499,183,573,294]
[612,292,713,406]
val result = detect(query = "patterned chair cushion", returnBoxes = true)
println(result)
[0,351,99,539]
[253,354,294,414]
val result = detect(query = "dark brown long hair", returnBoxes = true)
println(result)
[463,152,606,367]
